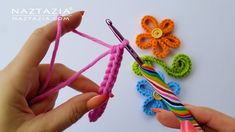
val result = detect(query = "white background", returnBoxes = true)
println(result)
[1,0,235,131]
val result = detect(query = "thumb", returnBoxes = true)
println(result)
[185,105,235,131]
[36,92,108,131]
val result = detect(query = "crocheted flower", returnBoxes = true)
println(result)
[136,15,181,58]
[136,70,181,116]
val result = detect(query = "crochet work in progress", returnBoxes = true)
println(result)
[136,15,180,58]
[139,64,203,131]
[30,16,129,122]
[132,54,192,79]
[136,70,181,116]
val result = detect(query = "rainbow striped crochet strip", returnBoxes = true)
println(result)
[139,64,203,131]
[136,70,181,116]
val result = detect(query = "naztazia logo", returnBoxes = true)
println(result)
[11,7,73,21]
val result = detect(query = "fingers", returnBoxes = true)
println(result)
[153,108,180,129]
[36,92,108,131]
[186,105,235,131]
[10,11,84,71]
[155,105,235,132]
[28,63,99,111]
[30,92,58,115]
[39,64,99,93]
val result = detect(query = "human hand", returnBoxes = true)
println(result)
[0,11,107,132]
[153,105,235,132]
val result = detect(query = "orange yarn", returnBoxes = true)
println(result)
[136,15,180,58]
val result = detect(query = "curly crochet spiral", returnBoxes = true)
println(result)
[132,54,192,78]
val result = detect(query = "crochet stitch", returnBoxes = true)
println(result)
[136,70,181,116]
[31,16,129,122]
[136,15,180,58]
[132,54,192,78]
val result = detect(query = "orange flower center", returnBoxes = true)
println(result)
[151,28,163,39]
[153,91,162,100]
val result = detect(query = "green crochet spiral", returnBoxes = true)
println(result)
[132,54,192,78]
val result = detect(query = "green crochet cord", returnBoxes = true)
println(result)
[132,54,192,78]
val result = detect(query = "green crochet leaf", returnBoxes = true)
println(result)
[132,54,192,78]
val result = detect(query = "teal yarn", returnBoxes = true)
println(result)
[132,54,192,78]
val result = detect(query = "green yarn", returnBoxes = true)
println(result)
[132,54,192,78]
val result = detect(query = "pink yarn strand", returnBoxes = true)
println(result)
[31,50,110,104]
[73,29,112,48]
[39,16,62,94]
[31,16,129,122]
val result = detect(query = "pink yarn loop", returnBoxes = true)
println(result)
[30,16,129,122]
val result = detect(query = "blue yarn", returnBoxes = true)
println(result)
[136,70,181,116]
[136,79,152,97]
[143,96,168,116]
[167,81,181,96]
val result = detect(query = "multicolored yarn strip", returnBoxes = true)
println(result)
[132,54,192,78]
[139,64,203,131]
[136,70,181,116]
[30,16,129,122]
[136,15,181,58]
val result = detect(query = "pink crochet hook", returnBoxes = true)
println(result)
[106,19,202,132]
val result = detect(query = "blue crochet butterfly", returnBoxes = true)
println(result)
[136,70,181,116]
